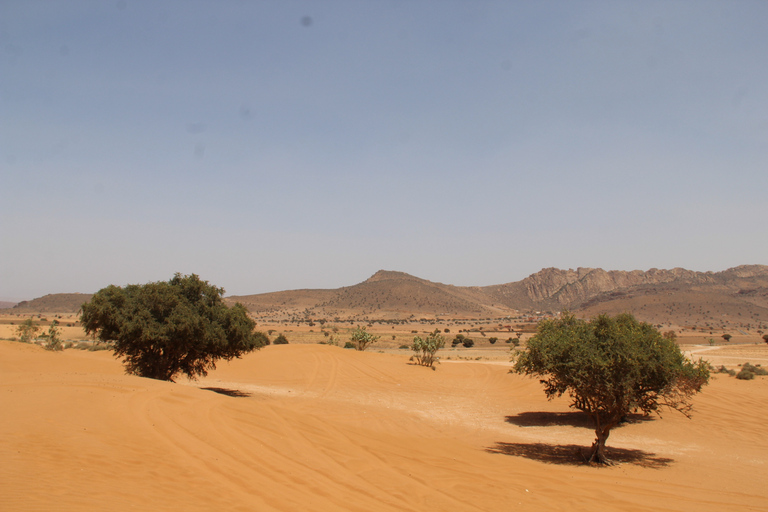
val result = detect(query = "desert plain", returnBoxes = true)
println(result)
[2,317,768,511]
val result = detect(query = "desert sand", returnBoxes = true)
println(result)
[2,340,767,511]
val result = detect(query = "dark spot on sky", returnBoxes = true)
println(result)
[239,105,253,120]
[301,15,313,27]
[186,123,206,134]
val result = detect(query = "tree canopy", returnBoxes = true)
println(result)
[80,273,265,381]
[513,312,709,464]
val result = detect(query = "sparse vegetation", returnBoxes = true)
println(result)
[513,312,710,465]
[411,329,444,368]
[273,334,289,345]
[15,318,39,343]
[43,320,63,351]
[350,325,380,351]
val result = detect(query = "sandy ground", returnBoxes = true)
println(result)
[2,341,768,511]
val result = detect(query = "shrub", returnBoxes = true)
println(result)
[15,318,39,344]
[343,341,355,349]
[350,326,380,351]
[452,334,466,347]
[273,334,289,345]
[43,320,63,351]
[489,337,498,345]
[741,363,767,376]
[462,337,475,348]
[715,365,736,376]
[411,329,445,368]
[736,369,755,380]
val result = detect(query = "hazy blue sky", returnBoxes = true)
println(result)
[2,1,767,301]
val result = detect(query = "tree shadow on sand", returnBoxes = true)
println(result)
[504,411,653,429]
[486,442,673,468]
[201,387,252,398]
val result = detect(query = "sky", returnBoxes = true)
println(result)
[1,1,767,301]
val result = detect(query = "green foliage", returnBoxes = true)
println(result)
[763,334,768,344]
[15,318,39,343]
[343,341,356,349]
[79,273,265,382]
[411,329,445,368]
[452,333,474,347]
[350,326,380,351]
[488,337,498,345]
[722,333,732,342]
[43,320,63,351]
[273,334,289,345]
[736,369,755,380]
[513,312,709,464]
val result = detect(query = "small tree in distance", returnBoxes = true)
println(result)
[44,320,63,351]
[513,312,709,465]
[763,334,768,345]
[411,329,444,368]
[722,333,732,343]
[350,325,380,351]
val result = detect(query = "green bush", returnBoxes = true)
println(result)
[411,329,445,368]
[343,341,355,349]
[736,369,755,380]
[350,326,380,351]
[273,334,289,345]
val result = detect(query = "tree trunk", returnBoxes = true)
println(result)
[588,424,616,464]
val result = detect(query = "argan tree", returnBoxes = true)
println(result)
[411,329,445,368]
[513,312,709,464]
[350,325,380,351]
[80,273,265,381]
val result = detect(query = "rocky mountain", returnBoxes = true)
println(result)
[484,265,768,310]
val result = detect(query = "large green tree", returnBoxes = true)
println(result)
[80,273,265,381]
[513,312,709,464]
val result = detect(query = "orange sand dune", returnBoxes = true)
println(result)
[2,341,767,511]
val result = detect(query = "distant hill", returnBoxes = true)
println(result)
[229,265,768,329]
[0,301,17,309]
[8,266,768,330]
[10,293,93,314]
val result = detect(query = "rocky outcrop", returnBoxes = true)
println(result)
[517,265,768,309]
